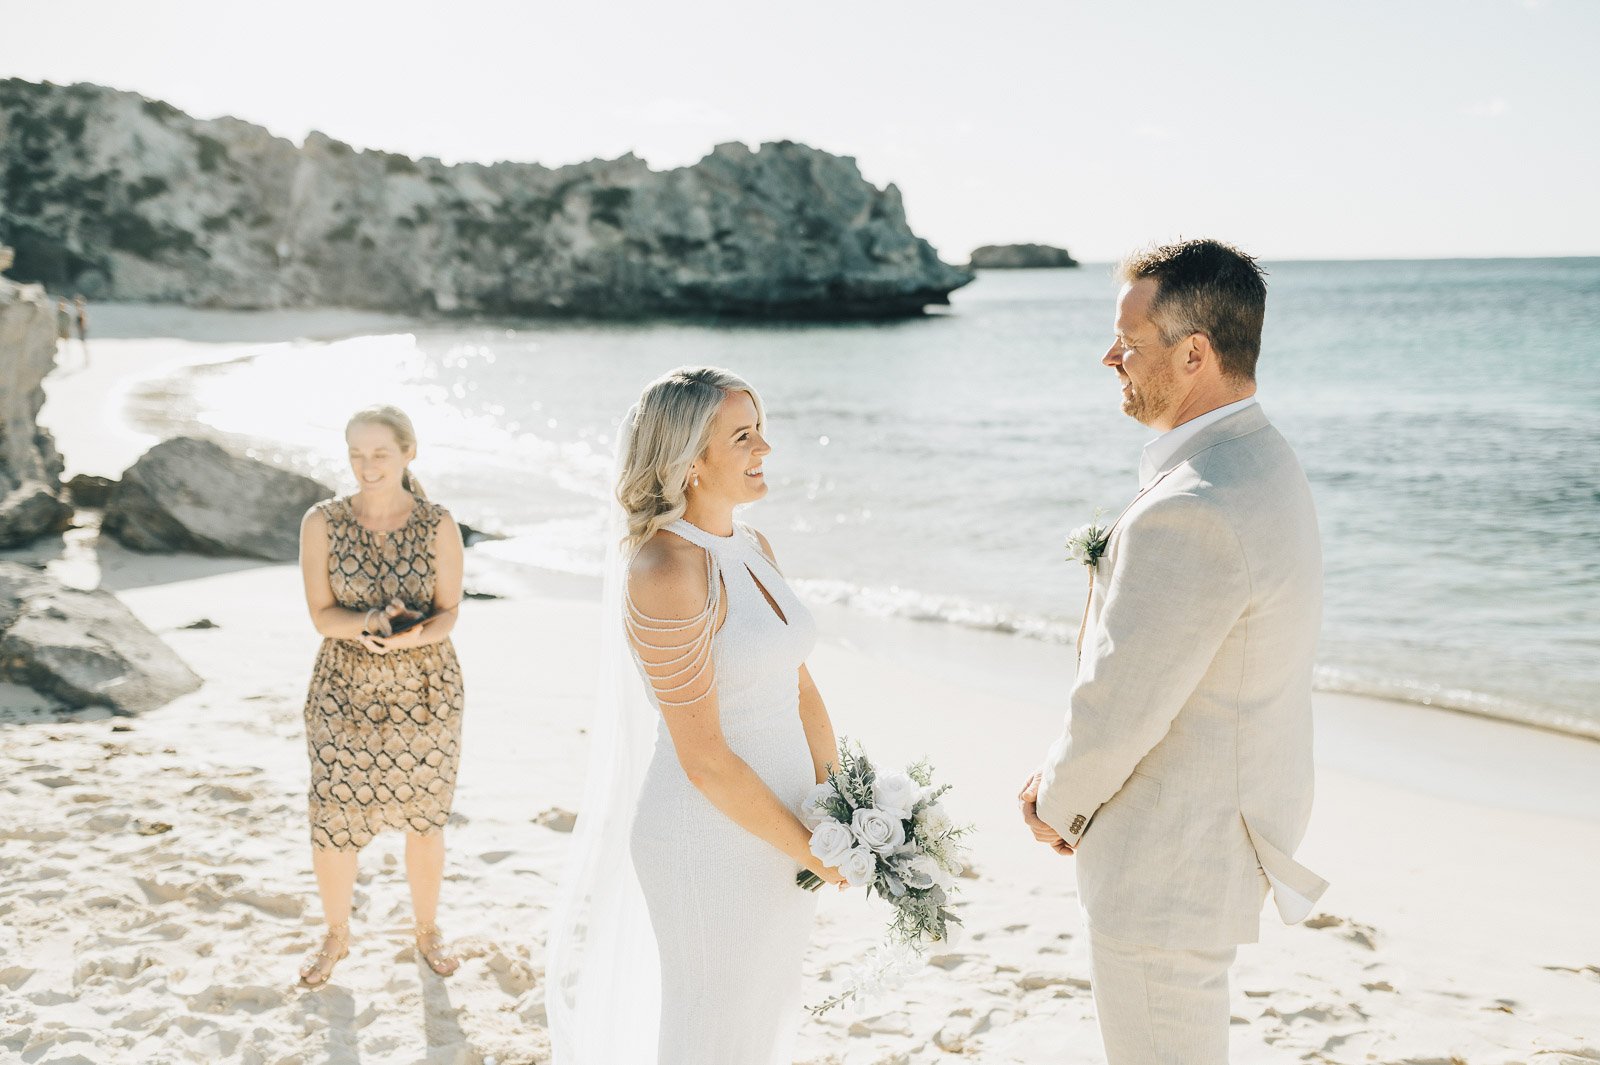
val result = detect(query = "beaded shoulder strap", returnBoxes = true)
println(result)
[623,542,722,708]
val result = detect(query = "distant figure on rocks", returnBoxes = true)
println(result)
[54,298,85,373]
[295,404,467,988]
[73,295,90,369]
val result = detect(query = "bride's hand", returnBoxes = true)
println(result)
[808,860,848,889]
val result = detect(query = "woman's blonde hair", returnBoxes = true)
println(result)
[617,366,764,555]
[345,404,427,499]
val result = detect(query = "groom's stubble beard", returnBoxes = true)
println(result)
[1120,356,1181,428]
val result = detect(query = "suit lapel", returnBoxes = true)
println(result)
[1077,405,1274,661]
[1109,405,1272,539]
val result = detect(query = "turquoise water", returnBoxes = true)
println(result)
[140,260,1600,737]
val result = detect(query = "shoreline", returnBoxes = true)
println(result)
[35,306,1600,747]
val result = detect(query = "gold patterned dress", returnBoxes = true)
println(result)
[303,495,465,850]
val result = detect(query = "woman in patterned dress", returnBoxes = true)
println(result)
[295,405,466,987]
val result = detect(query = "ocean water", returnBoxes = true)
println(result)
[124,260,1600,738]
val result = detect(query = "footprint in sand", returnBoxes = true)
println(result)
[84,811,129,831]
[0,965,34,991]
[1261,1002,1361,1025]
[1302,912,1379,950]
[185,983,285,1015]
[847,1014,913,1037]
[1017,971,1092,993]
[535,807,577,832]
[187,783,256,804]
[482,946,539,996]
[226,887,304,919]
[933,1006,1013,1052]
[1542,963,1600,982]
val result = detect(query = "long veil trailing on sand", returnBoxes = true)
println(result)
[544,405,662,1063]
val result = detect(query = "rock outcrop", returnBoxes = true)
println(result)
[0,272,73,547]
[103,437,331,561]
[0,563,202,713]
[968,243,1079,269]
[0,79,972,318]
[64,473,114,507]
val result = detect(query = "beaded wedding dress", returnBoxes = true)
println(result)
[546,515,820,1065]
[626,518,820,1064]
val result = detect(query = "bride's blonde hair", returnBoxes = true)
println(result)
[345,404,427,499]
[617,366,764,555]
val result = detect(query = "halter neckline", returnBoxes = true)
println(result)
[666,518,743,550]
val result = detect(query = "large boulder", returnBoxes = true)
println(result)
[103,436,331,561]
[969,243,1080,269]
[0,79,971,318]
[0,275,73,546]
[0,481,73,543]
[0,563,202,713]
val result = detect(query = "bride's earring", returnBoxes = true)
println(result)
[691,473,700,488]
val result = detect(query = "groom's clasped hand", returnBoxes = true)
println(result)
[1017,770,1072,855]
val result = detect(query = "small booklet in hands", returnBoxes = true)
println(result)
[363,598,429,639]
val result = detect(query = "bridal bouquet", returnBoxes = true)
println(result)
[797,740,971,1014]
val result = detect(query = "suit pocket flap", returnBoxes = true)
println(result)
[1112,771,1161,814]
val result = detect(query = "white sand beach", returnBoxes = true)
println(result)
[2,329,1598,1064]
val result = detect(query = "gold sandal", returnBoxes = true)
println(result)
[414,923,459,977]
[298,923,350,988]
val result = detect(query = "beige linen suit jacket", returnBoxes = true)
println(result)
[1036,403,1329,950]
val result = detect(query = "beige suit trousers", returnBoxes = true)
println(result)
[1089,929,1236,1064]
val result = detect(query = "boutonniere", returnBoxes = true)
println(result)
[1065,510,1110,568]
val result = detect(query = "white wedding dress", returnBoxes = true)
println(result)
[626,518,820,1064]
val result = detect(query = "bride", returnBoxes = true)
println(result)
[547,366,847,1064]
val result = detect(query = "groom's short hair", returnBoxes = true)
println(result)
[1116,239,1268,381]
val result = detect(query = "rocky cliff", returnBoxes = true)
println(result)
[0,270,72,547]
[0,79,971,318]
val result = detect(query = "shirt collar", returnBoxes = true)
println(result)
[1139,396,1259,487]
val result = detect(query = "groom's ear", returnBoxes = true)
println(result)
[1184,331,1216,374]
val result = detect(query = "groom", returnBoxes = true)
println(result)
[1021,239,1328,1064]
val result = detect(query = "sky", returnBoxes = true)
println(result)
[2,0,1596,262]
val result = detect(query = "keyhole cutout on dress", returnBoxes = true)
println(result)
[744,565,789,626]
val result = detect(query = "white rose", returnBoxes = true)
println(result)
[852,807,907,854]
[838,846,877,887]
[1066,523,1096,564]
[799,782,840,829]
[809,820,855,867]
[872,772,918,819]
[913,803,953,840]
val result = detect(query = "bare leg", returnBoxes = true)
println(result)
[300,845,358,986]
[405,829,458,975]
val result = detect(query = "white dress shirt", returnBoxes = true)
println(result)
[1139,396,1259,487]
